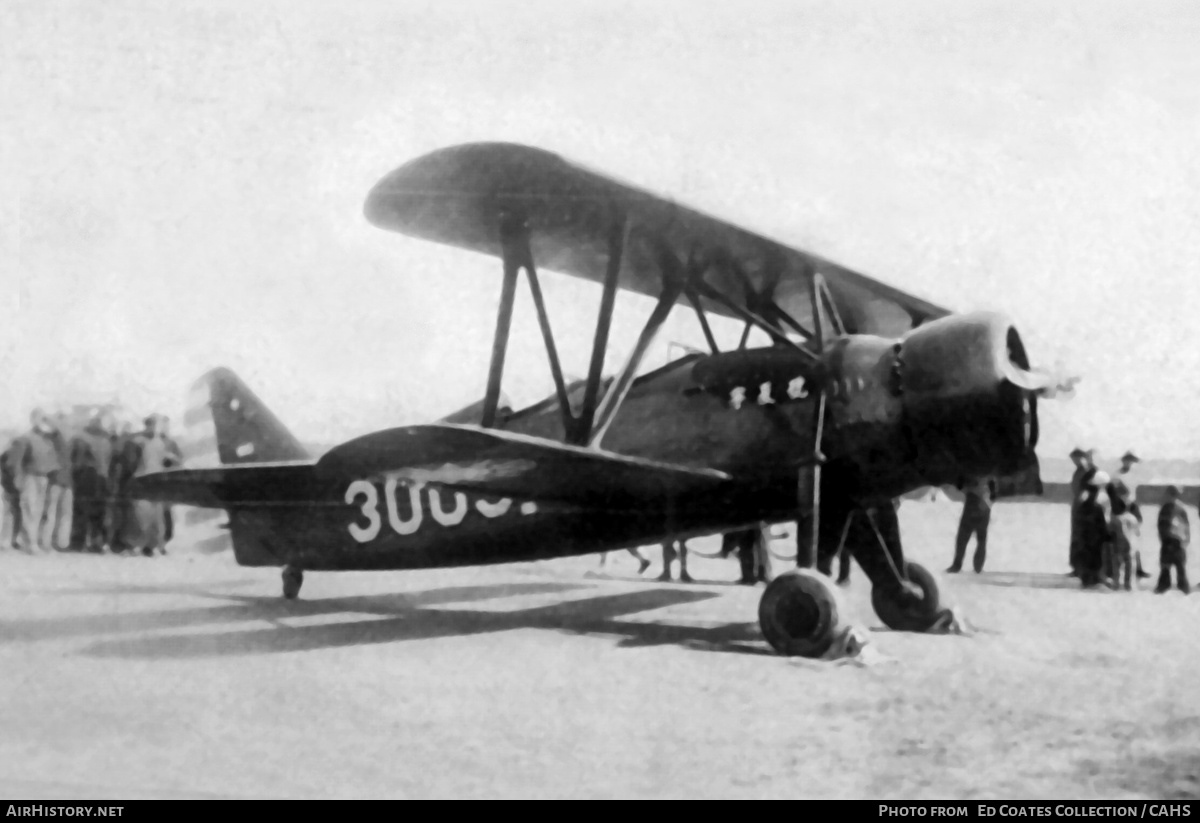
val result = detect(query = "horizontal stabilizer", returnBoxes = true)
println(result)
[315,424,731,507]
[127,461,316,509]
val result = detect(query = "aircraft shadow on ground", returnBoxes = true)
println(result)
[1,582,587,644]
[14,576,766,659]
[73,584,755,660]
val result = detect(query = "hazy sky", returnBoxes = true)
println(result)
[6,0,1200,461]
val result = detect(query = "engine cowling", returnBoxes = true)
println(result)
[897,311,1039,486]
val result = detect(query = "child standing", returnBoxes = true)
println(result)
[1155,486,1190,594]
[1109,479,1141,590]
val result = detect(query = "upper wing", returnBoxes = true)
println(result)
[365,142,951,337]
[314,424,732,508]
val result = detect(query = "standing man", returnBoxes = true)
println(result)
[70,410,115,552]
[1155,485,1190,595]
[948,476,996,573]
[10,409,62,554]
[1068,448,1097,576]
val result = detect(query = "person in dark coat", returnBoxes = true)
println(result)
[948,476,996,574]
[1155,485,1190,594]
[70,411,115,552]
[1077,471,1111,588]
[1068,448,1097,576]
[10,409,63,554]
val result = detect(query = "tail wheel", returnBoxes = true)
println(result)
[871,561,941,632]
[282,566,304,600]
[758,570,842,657]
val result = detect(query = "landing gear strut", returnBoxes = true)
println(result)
[760,502,943,657]
[282,565,304,599]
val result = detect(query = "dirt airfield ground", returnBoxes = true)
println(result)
[1,500,1198,800]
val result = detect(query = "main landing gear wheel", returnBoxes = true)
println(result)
[758,570,843,657]
[282,565,304,600]
[871,561,940,632]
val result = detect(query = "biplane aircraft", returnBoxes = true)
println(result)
[130,142,1067,657]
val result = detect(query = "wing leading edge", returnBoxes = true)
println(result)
[365,142,951,338]
[315,424,732,508]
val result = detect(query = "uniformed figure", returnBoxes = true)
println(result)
[70,411,115,553]
[1068,447,1097,576]
[1155,485,1190,595]
[1107,478,1141,591]
[1110,450,1150,579]
[1077,471,1112,588]
[0,439,21,551]
[948,476,996,574]
[9,409,64,554]
[657,539,692,583]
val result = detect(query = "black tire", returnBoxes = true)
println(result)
[871,561,940,632]
[758,570,841,657]
[282,566,303,600]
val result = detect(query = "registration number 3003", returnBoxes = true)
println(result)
[343,478,537,543]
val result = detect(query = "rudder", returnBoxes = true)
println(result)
[175,368,309,563]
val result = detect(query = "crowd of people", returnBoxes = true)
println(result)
[949,447,1191,593]
[0,408,183,557]
[1065,447,1190,593]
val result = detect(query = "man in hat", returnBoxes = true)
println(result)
[1068,448,1097,576]
[1110,450,1150,579]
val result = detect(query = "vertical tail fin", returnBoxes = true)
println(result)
[181,367,309,467]
[175,368,308,561]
